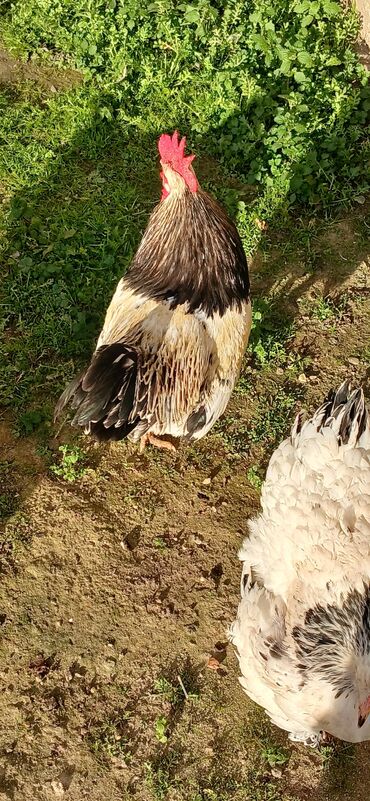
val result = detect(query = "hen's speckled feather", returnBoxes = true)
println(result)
[230,382,370,744]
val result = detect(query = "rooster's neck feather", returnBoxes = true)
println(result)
[125,189,250,317]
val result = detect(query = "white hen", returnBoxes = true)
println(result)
[230,381,370,745]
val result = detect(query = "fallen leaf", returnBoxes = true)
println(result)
[207,656,221,671]
[29,652,59,678]
[43,244,54,256]
[255,218,269,231]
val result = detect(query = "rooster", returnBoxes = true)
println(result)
[55,131,251,451]
[230,382,370,745]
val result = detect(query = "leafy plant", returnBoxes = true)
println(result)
[154,673,199,705]
[153,537,168,551]
[154,715,169,744]
[249,299,293,367]
[89,715,132,762]
[154,677,181,705]
[17,408,48,436]
[247,465,263,490]
[50,444,87,482]
[261,744,290,768]
[2,0,368,208]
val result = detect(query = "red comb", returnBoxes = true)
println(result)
[158,130,198,193]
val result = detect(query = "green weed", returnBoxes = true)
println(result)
[17,407,49,437]
[249,299,293,367]
[154,715,169,744]
[153,537,168,551]
[88,715,132,762]
[248,384,302,449]
[145,761,177,800]
[50,444,87,482]
[234,371,252,397]
[154,673,199,705]
[320,741,356,795]
[247,465,263,490]
[0,493,16,520]
[261,744,290,768]
[216,381,301,460]
[308,292,349,322]
[154,677,181,705]
[2,0,368,208]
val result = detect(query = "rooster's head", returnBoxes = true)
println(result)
[158,130,199,200]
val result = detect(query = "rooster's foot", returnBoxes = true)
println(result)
[139,432,177,453]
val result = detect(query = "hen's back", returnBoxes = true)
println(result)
[240,382,370,603]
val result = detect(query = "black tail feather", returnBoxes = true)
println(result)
[319,380,368,444]
[55,342,140,442]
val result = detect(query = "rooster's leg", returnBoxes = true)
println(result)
[139,432,176,453]
[139,433,150,454]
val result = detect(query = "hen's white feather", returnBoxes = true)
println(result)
[230,382,370,743]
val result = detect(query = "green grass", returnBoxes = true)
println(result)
[50,443,88,481]
[249,298,294,367]
[216,379,303,463]
[0,0,368,431]
[320,742,356,797]
[154,715,169,744]
[249,383,303,446]
[308,292,349,322]
[261,744,290,768]
[88,714,132,763]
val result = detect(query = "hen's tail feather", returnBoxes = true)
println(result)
[318,381,367,444]
[54,343,141,442]
[292,380,368,447]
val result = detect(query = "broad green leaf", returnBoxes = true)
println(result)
[297,51,313,66]
[326,56,342,66]
[184,8,200,23]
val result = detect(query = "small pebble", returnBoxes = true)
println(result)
[271,767,283,779]
[348,356,360,366]
[51,781,65,798]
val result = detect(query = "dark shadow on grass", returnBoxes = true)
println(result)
[199,103,369,328]
[0,91,159,419]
